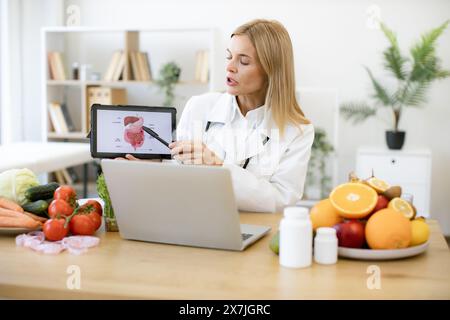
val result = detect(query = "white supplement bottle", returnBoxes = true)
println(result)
[279,206,312,268]
[314,227,338,265]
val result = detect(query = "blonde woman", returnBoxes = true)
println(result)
[122,19,314,212]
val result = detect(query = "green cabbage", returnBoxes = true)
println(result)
[0,168,39,205]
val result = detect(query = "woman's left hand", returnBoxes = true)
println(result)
[169,141,223,166]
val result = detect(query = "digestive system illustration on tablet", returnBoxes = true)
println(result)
[123,116,144,150]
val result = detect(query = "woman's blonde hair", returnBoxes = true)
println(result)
[232,19,310,136]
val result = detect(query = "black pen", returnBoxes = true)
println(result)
[142,126,170,148]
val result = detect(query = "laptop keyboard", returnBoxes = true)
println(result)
[241,233,253,241]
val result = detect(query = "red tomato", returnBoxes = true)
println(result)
[84,200,103,216]
[48,199,74,218]
[77,201,103,230]
[88,212,102,231]
[69,214,96,236]
[77,204,102,231]
[54,185,77,208]
[43,217,69,241]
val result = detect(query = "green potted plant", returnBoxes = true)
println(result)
[156,61,181,107]
[305,127,334,199]
[340,20,449,150]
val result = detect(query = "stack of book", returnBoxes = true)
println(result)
[48,52,67,80]
[48,102,75,133]
[103,50,152,81]
[129,51,152,81]
[52,168,79,185]
[195,50,209,83]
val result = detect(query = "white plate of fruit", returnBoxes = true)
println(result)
[310,173,431,261]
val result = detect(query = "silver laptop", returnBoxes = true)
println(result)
[101,159,271,251]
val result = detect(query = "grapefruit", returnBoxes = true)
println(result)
[365,208,412,249]
[329,182,378,219]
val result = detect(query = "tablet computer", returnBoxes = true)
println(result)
[90,104,176,159]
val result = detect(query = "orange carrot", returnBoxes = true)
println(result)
[0,216,41,229]
[0,207,24,218]
[23,211,48,223]
[0,197,24,212]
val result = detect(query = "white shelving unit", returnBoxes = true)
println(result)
[41,26,217,142]
[356,147,432,217]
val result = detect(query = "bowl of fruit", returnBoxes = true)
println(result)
[309,172,430,260]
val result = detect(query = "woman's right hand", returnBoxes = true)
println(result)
[114,154,162,162]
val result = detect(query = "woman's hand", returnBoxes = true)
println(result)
[114,154,162,162]
[169,141,223,166]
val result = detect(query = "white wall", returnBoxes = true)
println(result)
[1,0,63,143]
[15,0,450,233]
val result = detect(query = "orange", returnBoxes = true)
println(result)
[329,182,378,219]
[309,198,343,231]
[365,177,390,193]
[365,208,412,249]
[388,197,415,220]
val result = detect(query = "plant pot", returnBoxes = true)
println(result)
[104,216,119,232]
[386,131,405,150]
[103,203,119,232]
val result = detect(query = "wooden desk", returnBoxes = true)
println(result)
[0,212,449,299]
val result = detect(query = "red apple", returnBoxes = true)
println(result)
[333,220,366,248]
[373,195,389,213]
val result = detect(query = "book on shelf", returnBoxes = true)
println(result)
[48,52,67,80]
[135,52,151,81]
[53,170,65,185]
[195,50,209,83]
[61,169,74,185]
[60,103,75,132]
[104,50,151,82]
[141,52,152,81]
[111,51,126,81]
[48,102,69,134]
[103,50,122,81]
[52,169,75,185]
[129,51,141,80]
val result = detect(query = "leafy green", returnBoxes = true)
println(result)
[0,168,40,205]
[96,173,114,219]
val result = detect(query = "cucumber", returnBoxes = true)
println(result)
[25,182,59,201]
[22,200,49,216]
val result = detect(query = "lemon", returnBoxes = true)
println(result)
[365,177,390,193]
[410,219,430,246]
[388,197,415,220]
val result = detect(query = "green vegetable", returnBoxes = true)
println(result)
[97,173,118,231]
[22,200,49,216]
[269,231,279,255]
[25,182,59,201]
[0,168,39,205]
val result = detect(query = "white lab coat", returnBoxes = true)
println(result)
[176,92,314,213]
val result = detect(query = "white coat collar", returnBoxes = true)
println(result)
[206,93,272,139]
[205,93,235,124]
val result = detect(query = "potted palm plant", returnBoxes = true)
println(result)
[340,21,449,149]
